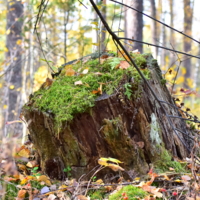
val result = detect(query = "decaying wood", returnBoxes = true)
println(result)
[22,55,192,180]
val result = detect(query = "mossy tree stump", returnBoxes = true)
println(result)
[22,54,192,180]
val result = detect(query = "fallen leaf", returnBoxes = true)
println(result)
[119,60,130,69]
[76,195,89,200]
[100,54,109,59]
[18,148,30,158]
[66,67,75,76]
[108,163,124,171]
[47,194,57,200]
[94,72,102,76]
[37,175,51,186]
[26,160,38,168]
[74,81,83,85]
[82,68,89,74]
[181,175,191,181]
[16,189,26,199]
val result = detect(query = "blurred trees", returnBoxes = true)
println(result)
[183,0,194,88]
[3,0,24,136]
[124,0,143,53]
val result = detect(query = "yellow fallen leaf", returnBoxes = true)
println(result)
[174,179,182,183]
[18,148,30,158]
[37,175,51,186]
[26,160,38,168]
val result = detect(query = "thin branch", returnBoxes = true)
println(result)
[109,0,200,45]
[118,37,200,59]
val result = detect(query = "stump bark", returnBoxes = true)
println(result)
[22,55,192,180]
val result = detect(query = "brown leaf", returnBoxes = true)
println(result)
[65,67,76,76]
[181,175,191,181]
[18,148,30,158]
[108,163,124,171]
[136,141,144,148]
[100,54,109,59]
[17,189,27,199]
[119,60,130,69]
[76,195,89,200]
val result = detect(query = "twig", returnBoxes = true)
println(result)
[118,37,200,59]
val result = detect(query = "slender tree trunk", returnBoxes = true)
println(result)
[161,11,167,68]
[183,0,194,88]
[100,0,107,52]
[3,0,24,136]
[124,0,143,53]
[150,0,157,58]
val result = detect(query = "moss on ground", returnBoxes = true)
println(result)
[154,147,187,173]
[109,185,147,200]
[29,52,151,130]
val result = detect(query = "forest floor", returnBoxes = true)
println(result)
[1,138,200,200]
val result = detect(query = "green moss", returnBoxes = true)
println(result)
[28,53,151,130]
[130,53,148,69]
[154,148,187,173]
[109,185,147,200]
[89,188,106,200]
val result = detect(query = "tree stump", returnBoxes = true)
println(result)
[22,54,192,180]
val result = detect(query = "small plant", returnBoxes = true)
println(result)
[92,176,97,182]
[124,83,132,99]
[63,165,72,177]
[30,167,41,176]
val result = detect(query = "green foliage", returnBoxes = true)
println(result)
[89,188,106,200]
[131,53,147,69]
[124,83,132,99]
[29,54,151,130]
[154,148,187,173]
[109,57,124,70]
[109,185,147,200]
[3,182,19,200]
[63,165,72,177]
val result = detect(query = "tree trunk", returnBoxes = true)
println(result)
[150,0,158,58]
[3,0,23,136]
[183,0,194,88]
[100,0,106,52]
[124,0,143,53]
[22,54,192,180]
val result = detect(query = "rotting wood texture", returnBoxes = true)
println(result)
[22,55,192,180]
